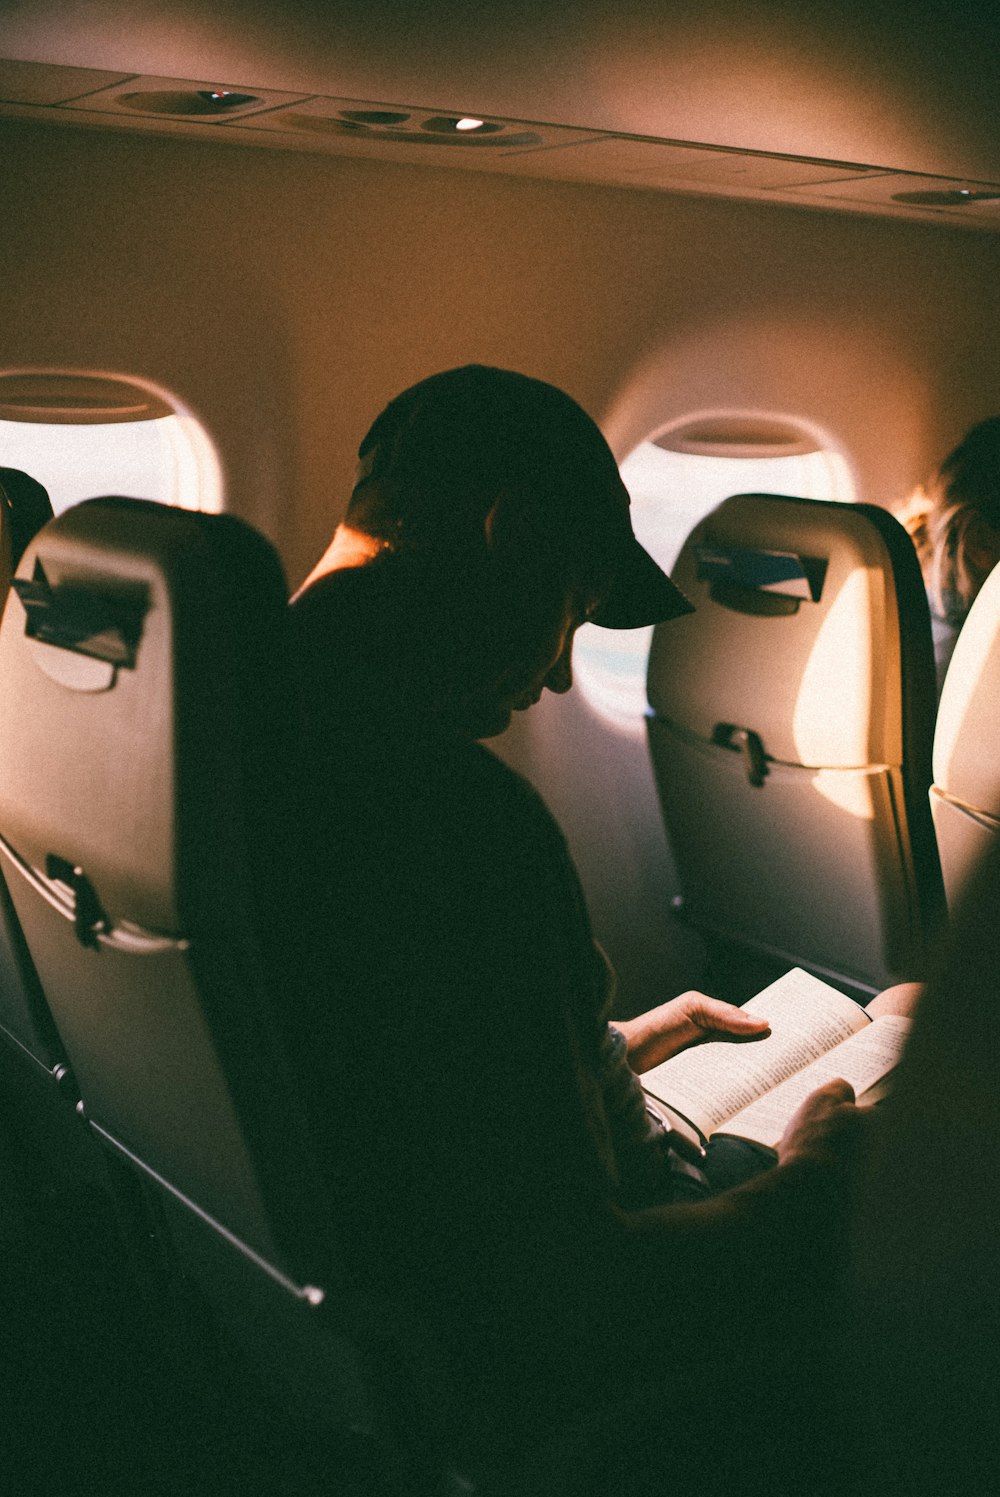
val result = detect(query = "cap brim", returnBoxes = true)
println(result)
[588,540,694,629]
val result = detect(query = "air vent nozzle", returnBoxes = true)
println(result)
[119,89,262,117]
[891,188,1000,207]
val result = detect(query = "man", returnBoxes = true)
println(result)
[289,366,863,1477]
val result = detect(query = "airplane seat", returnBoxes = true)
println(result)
[837,826,1000,1494]
[0,477,148,1496]
[646,492,945,1000]
[929,558,1000,912]
[0,467,63,1077]
[0,496,463,1491]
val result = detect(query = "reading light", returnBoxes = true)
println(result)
[421,115,504,136]
[197,89,260,109]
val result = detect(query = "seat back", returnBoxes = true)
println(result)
[646,493,944,996]
[0,498,321,1264]
[930,559,1000,911]
[0,468,62,1077]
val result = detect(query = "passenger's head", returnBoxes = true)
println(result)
[340,365,691,733]
[900,416,1000,626]
[0,467,53,568]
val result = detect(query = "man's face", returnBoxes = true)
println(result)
[469,573,602,738]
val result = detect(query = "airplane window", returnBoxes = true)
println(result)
[0,375,222,515]
[573,436,854,726]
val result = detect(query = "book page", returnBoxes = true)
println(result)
[719,1014,910,1148]
[640,968,869,1141]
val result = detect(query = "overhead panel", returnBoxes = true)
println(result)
[3,57,1000,232]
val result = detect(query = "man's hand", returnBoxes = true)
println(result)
[776,1078,861,1167]
[615,991,770,1074]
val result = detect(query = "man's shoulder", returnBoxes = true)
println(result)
[290,561,385,636]
[456,740,562,832]
[391,736,565,869]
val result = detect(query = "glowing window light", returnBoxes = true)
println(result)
[573,439,854,729]
[0,411,222,515]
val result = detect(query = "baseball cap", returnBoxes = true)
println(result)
[351,365,693,629]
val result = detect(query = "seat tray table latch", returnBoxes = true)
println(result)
[711,723,769,787]
[46,855,110,948]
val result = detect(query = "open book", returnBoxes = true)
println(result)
[641,967,910,1154]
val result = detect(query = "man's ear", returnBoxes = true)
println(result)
[483,489,516,555]
[483,488,550,563]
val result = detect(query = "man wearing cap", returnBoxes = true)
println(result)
[289,366,861,1474]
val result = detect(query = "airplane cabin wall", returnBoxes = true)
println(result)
[4,118,1000,1008]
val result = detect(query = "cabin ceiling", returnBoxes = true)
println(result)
[3,0,1000,232]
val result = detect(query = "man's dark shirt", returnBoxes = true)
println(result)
[290,560,652,1387]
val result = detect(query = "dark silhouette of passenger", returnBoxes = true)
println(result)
[841,829,1000,1495]
[289,366,877,1483]
[0,467,53,566]
[896,417,1000,692]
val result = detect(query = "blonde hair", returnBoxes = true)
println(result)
[897,417,1000,626]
